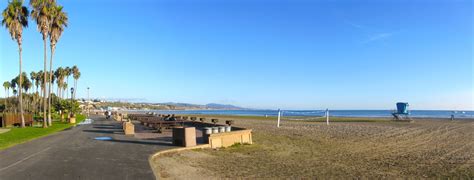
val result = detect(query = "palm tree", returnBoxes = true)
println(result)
[31,0,53,128]
[62,82,68,99]
[10,78,17,97]
[64,66,71,99]
[36,70,43,95]
[22,73,32,112]
[37,70,44,114]
[54,67,64,98]
[47,4,68,124]
[50,70,55,96]
[30,72,37,114]
[21,72,31,93]
[72,66,80,99]
[3,81,11,111]
[2,0,29,127]
[30,71,37,93]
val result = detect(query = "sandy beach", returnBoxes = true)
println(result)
[151,116,474,179]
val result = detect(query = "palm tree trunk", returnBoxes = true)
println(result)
[74,79,77,99]
[48,45,55,126]
[19,43,25,128]
[4,89,7,112]
[42,37,48,128]
[66,77,69,99]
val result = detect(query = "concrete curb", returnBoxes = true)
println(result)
[148,144,211,179]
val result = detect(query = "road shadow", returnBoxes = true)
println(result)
[108,139,175,147]
[142,136,173,142]
[83,129,122,134]
[93,126,122,130]
[93,124,116,127]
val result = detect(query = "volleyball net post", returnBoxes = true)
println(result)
[326,108,329,125]
[277,109,281,128]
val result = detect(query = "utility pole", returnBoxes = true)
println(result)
[87,87,90,118]
[70,88,74,118]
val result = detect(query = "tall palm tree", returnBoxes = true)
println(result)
[54,67,64,98]
[10,78,17,97]
[22,73,32,112]
[37,70,44,114]
[21,72,30,93]
[64,66,71,99]
[62,82,68,99]
[31,0,53,128]
[72,66,80,99]
[30,71,37,93]
[2,0,29,127]
[50,70,55,96]
[54,68,59,97]
[47,4,68,124]
[10,77,18,112]
[3,81,11,112]
[30,72,37,114]
[36,70,43,95]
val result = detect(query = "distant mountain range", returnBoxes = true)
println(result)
[94,100,247,110]
[160,102,246,110]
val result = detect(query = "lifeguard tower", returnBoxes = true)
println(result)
[392,102,412,121]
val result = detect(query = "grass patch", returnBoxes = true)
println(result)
[0,114,86,150]
[229,142,252,148]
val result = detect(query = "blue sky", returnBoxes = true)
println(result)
[1,0,473,110]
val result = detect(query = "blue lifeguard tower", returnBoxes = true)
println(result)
[392,102,412,121]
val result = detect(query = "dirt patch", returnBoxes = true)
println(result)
[151,150,215,180]
[151,118,474,178]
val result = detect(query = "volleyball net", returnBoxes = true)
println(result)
[279,110,328,121]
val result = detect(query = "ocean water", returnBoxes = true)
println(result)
[146,110,474,119]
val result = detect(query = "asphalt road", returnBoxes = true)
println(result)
[0,116,173,180]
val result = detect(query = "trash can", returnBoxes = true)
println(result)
[172,127,197,147]
[212,127,219,134]
[218,126,226,133]
[204,127,213,135]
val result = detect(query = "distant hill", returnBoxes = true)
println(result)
[94,101,246,110]
[205,103,245,110]
[160,102,246,110]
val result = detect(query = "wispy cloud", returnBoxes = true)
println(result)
[345,21,396,44]
[362,32,393,44]
[346,22,365,30]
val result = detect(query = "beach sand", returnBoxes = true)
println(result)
[151,116,474,179]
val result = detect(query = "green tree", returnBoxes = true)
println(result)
[2,0,29,127]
